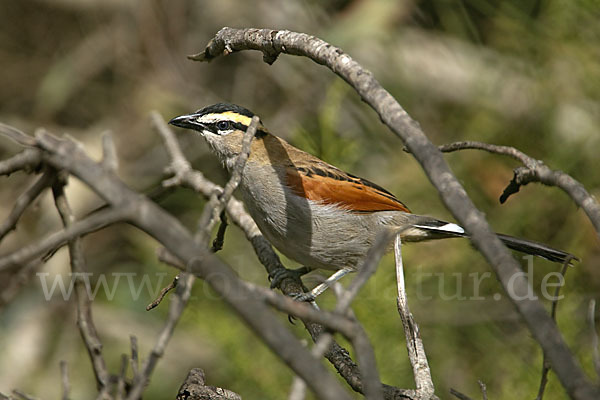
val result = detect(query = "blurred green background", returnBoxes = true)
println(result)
[0,0,599,399]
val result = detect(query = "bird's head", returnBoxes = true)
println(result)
[169,103,268,165]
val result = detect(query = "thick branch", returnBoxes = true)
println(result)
[0,148,41,176]
[154,114,411,399]
[191,27,600,399]
[128,116,259,400]
[0,127,353,400]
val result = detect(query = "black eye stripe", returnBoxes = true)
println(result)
[202,120,268,138]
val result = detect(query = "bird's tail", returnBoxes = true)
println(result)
[409,219,577,264]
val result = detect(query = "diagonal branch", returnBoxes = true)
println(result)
[0,169,55,244]
[153,114,413,399]
[127,115,260,400]
[0,148,41,176]
[190,27,600,400]
[52,176,110,390]
[2,126,354,400]
[0,206,128,272]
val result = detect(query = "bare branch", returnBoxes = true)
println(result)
[176,368,242,400]
[152,108,418,399]
[129,116,262,399]
[535,261,569,400]
[12,390,38,400]
[0,122,38,147]
[191,27,600,399]
[589,300,600,380]
[52,178,109,390]
[130,335,139,381]
[197,115,259,241]
[128,271,195,399]
[0,205,127,271]
[450,388,475,400]
[150,110,193,187]
[0,148,41,176]
[0,261,42,309]
[395,236,435,398]
[115,354,128,400]
[0,169,54,244]
[438,141,534,167]
[101,131,118,173]
[242,282,356,338]
[437,140,600,233]
[60,360,70,400]
[211,212,228,252]
[478,380,488,400]
[146,274,179,311]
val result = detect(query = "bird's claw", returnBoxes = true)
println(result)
[269,266,310,289]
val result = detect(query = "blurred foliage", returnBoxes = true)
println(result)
[1,0,599,399]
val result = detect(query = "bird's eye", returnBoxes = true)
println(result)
[217,121,231,131]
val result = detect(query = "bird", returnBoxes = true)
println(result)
[169,103,576,300]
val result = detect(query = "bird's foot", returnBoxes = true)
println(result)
[269,266,310,289]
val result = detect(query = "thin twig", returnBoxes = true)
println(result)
[150,110,192,187]
[211,212,228,252]
[449,388,475,400]
[60,360,70,400]
[197,115,259,241]
[127,272,196,400]
[146,275,179,311]
[395,235,435,398]
[478,380,488,400]
[436,140,600,232]
[0,122,38,146]
[589,300,600,380]
[242,282,356,338]
[52,177,109,390]
[0,169,54,244]
[130,335,139,381]
[0,260,42,309]
[437,140,534,167]
[101,131,118,173]
[115,354,128,400]
[536,261,569,400]
[11,390,38,400]
[0,206,128,272]
[289,333,336,400]
[331,230,409,400]
[148,212,226,311]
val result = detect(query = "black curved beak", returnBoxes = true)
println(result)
[168,114,204,131]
